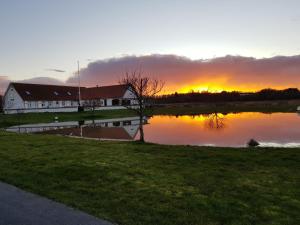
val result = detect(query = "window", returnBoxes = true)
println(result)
[123,121,131,126]
[113,121,120,127]
[122,99,131,106]
[112,99,120,106]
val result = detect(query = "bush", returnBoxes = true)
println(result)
[248,139,260,147]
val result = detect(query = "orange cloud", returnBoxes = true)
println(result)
[65,54,300,93]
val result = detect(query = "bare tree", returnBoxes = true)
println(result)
[120,70,164,142]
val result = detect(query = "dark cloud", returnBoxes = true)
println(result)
[2,54,300,95]
[0,76,10,95]
[45,69,66,73]
[66,54,300,93]
[20,77,65,85]
[0,76,64,95]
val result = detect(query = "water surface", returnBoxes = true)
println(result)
[6,112,300,147]
[143,112,300,147]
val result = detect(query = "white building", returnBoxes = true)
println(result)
[3,82,137,114]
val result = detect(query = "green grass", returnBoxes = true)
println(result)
[0,109,136,128]
[0,131,299,225]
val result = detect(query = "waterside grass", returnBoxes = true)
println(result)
[0,131,299,225]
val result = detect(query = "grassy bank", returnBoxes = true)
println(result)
[0,109,136,128]
[0,131,299,225]
[1,100,299,128]
[152,100,300,115]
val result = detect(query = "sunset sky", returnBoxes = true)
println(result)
[0,0,300,94]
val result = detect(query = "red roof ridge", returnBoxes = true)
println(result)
[8,82,130,101]
[11,82,84,89]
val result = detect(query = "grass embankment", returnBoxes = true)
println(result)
[0,109,136,128]
[1,100,299,128]
[152,100,300,115]
[0,131,299,225]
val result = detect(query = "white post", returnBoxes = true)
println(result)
[77,60,81,106]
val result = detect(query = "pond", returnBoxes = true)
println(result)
[144,112,300,147]
[5,112,300,147]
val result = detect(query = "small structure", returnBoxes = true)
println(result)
[3,82,137,114]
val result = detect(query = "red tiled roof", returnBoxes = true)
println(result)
[82,84,128,100]
[11,83,81,101]
[10,83,129,101]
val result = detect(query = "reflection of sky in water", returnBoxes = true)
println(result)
[143,112,300,147]
[6,113,300,147]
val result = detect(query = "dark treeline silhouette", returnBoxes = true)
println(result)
[153,88,300,104]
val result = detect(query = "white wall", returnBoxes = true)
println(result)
[24,100,78,109]
[123,89,136,99]
[3,85,138,114]
[123,89,138,105]
[3,85,24,110]
[4,107,79,114]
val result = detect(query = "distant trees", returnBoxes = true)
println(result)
[120,71,164,142]
[152,88,300,104]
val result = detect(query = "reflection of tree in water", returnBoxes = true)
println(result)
[205,113,226,130]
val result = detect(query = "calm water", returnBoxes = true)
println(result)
[143,112,300,147]
[6,112,300,147]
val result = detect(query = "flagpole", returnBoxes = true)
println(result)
[77,60,81,106]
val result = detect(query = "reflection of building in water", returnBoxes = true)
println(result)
[44,127,139,140]
[43,121,140,140]
[6,117,142,141]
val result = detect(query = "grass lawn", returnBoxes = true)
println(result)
[0,109,136,128]
[0,131,299,225]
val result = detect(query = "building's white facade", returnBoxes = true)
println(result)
[82,89,138,111]
[3,83,137,114]
[3,84,79,114]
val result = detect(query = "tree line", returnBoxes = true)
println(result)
[152,88,300,104]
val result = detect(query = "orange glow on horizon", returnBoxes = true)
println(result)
[160,83,296,95]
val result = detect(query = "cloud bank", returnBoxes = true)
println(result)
[0,76,64,95]
[66,54,300,93]
[0,76,10,95]
[1,54,300,95]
